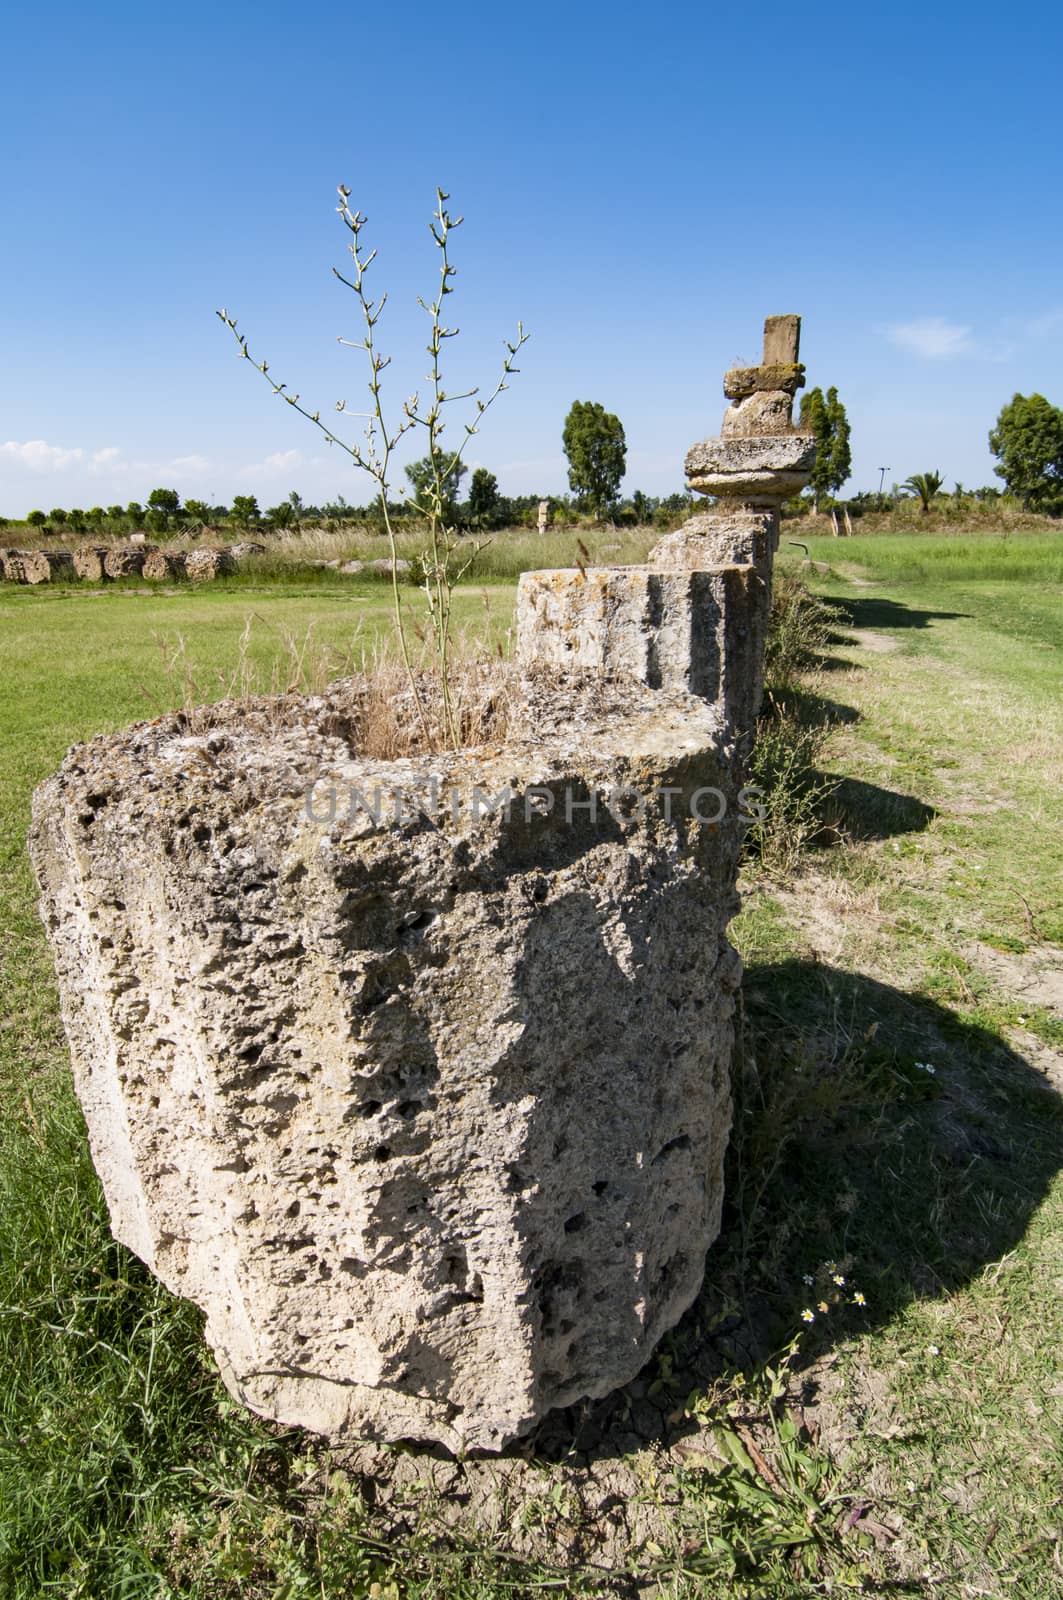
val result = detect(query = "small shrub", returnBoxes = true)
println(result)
[745,575,840,875]
[762,571,839,694]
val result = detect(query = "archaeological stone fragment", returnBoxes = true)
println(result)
[30,673,742,1450]
[516,316,814,720]
[185,547,237,582]
[104,546,152,579]
[3,549,74,584]
[74,545,111,582]
[143,549,189,581]
[31,313,814,1454]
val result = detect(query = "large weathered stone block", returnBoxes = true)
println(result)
[722,362,805,399]
[761,314,801,365]
[143,549,189,581]
[186,547,237,582]
[2,549,74,583]
[649,511,777,573]
[29,673,743,1450]
[74,545,111,582]
[721,391,795,437]
[104,546,151,578]
[516,566,768,732]
[685,433,816,502]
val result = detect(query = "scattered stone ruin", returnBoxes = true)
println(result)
[2,548,75,584]
[0,542,258,586]
[143,549,188,581]
[516,314,814,737]
[29,318,814,1451]
[185,547,238,583]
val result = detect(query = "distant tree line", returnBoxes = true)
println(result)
[10,385,1062,536]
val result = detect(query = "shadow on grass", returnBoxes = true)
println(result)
[523,961,1061,1464]
[830,596,971,631]
[821,773,937,840]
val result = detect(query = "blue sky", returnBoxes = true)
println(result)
[2,0,1061,515]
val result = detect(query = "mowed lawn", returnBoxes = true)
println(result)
[0,535,1060,1597]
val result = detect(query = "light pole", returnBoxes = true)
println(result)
[878,466,891,496]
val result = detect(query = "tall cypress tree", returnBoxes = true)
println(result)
[799,385,852,512]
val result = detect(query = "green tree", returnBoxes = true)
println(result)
[49,508,68,524]
[265,501,295,530]
[87,506,106,524]
[988,393,1063,509]
[405,454,467,523]
[230,494,260,525]
[106,504,124,521]
[126,501,144,522]
[467,467,499,528]
[798,385,852,512]
[902,470,945,513]
[288,490,305,523]
[631,488,655,523]
[27,510,47,527]
[147,488,181,521]
[184,499,211,527]
[562,400,626,516]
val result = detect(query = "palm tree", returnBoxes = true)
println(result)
[902,470,945,513]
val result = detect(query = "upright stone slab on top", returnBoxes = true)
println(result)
[29,672,743,1450]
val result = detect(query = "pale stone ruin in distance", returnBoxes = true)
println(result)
[29,318,815,1451]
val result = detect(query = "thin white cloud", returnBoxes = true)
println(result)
[237,448,305,480]
[885,318,974,359]
[1,438,89,471]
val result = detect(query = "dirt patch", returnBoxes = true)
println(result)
[963,940,1063,1013]
[1004,1028,1063,1093]
[846,628,899,654]
[834,563,874,587]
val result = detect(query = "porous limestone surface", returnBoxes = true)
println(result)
[515,567,766,733]
[30,672,743,1451]
[74,545,111,582]
[143,549,189,581]
[684,434,816,479]
[722,362,805,398]
[721,391,795,437]
[104,546,151,578]
[186,547,237,582]
[649,511,777,572]
[2,549,74,583]
[684,434,815,504]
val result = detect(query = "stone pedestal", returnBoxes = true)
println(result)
[516,564,767,737]
[30,674,741,1450]
[518,317,814,722]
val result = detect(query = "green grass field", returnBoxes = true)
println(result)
[0,529,1060,1596]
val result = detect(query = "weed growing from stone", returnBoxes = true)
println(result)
[219,188,528,749]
